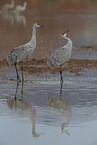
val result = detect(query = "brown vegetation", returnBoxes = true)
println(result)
[1,58,97,76]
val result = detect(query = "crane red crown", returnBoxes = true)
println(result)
[62,33,65,35]
[62,29,71,35]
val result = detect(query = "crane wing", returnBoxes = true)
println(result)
[7,43,34,65]
[47,46,71,69]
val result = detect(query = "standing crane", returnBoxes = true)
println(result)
[2,0,14,11]
[7,23,43,82]
[15,2,27,14]
[47,29,72,83]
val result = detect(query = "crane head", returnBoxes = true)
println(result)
[60,29,70,38]
[33,23,44,28]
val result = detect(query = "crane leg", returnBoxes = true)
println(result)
[15,81,19,100]
[60,78,63,100]
[60,66,63,84]
[21,61,24,82]
[21,81,24,99]
[14,62,21,82]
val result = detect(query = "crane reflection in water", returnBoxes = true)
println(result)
[7,81,40,138]
[7,80,71,136]
[0,1,27,27]
[47,81,72,135]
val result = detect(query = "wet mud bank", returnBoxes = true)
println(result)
[1,58,97,76]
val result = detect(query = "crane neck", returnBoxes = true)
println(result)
[64,37,72,49]
[23,3,27,9]
[30,25,37,47]
[11,0,14,6]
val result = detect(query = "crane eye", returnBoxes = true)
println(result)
[36,23,40,27]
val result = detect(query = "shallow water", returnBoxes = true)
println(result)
[0,73,97,145]
[0,0,97,145]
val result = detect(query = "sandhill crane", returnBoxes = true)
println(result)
[2,0,14,11]
[15,2,27,14]
[47,29,72,83]
[7,23,43,82]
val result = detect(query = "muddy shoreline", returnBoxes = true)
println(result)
[0,58,97,76]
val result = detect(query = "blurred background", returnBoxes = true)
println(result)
[0,0,97,60]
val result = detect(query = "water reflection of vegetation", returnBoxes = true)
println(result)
[47,81,71,135]
[7,81,39,137]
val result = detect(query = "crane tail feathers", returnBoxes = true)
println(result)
[47,58,54,69]
[7,53,14,66]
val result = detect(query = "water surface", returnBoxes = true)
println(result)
[0,74,97,145]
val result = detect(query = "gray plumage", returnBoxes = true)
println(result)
[47,29,72,82]
[47,30,72,69]
[7,23,42,81]
[7,23,40,65]
[7,43,33,65]
[2,0,14,11]
[15,2,27,14]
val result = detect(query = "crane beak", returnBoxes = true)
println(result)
[36,24,44,27]
[65,29,71,34]
[60,29,71,37]
[40,25,44,27]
